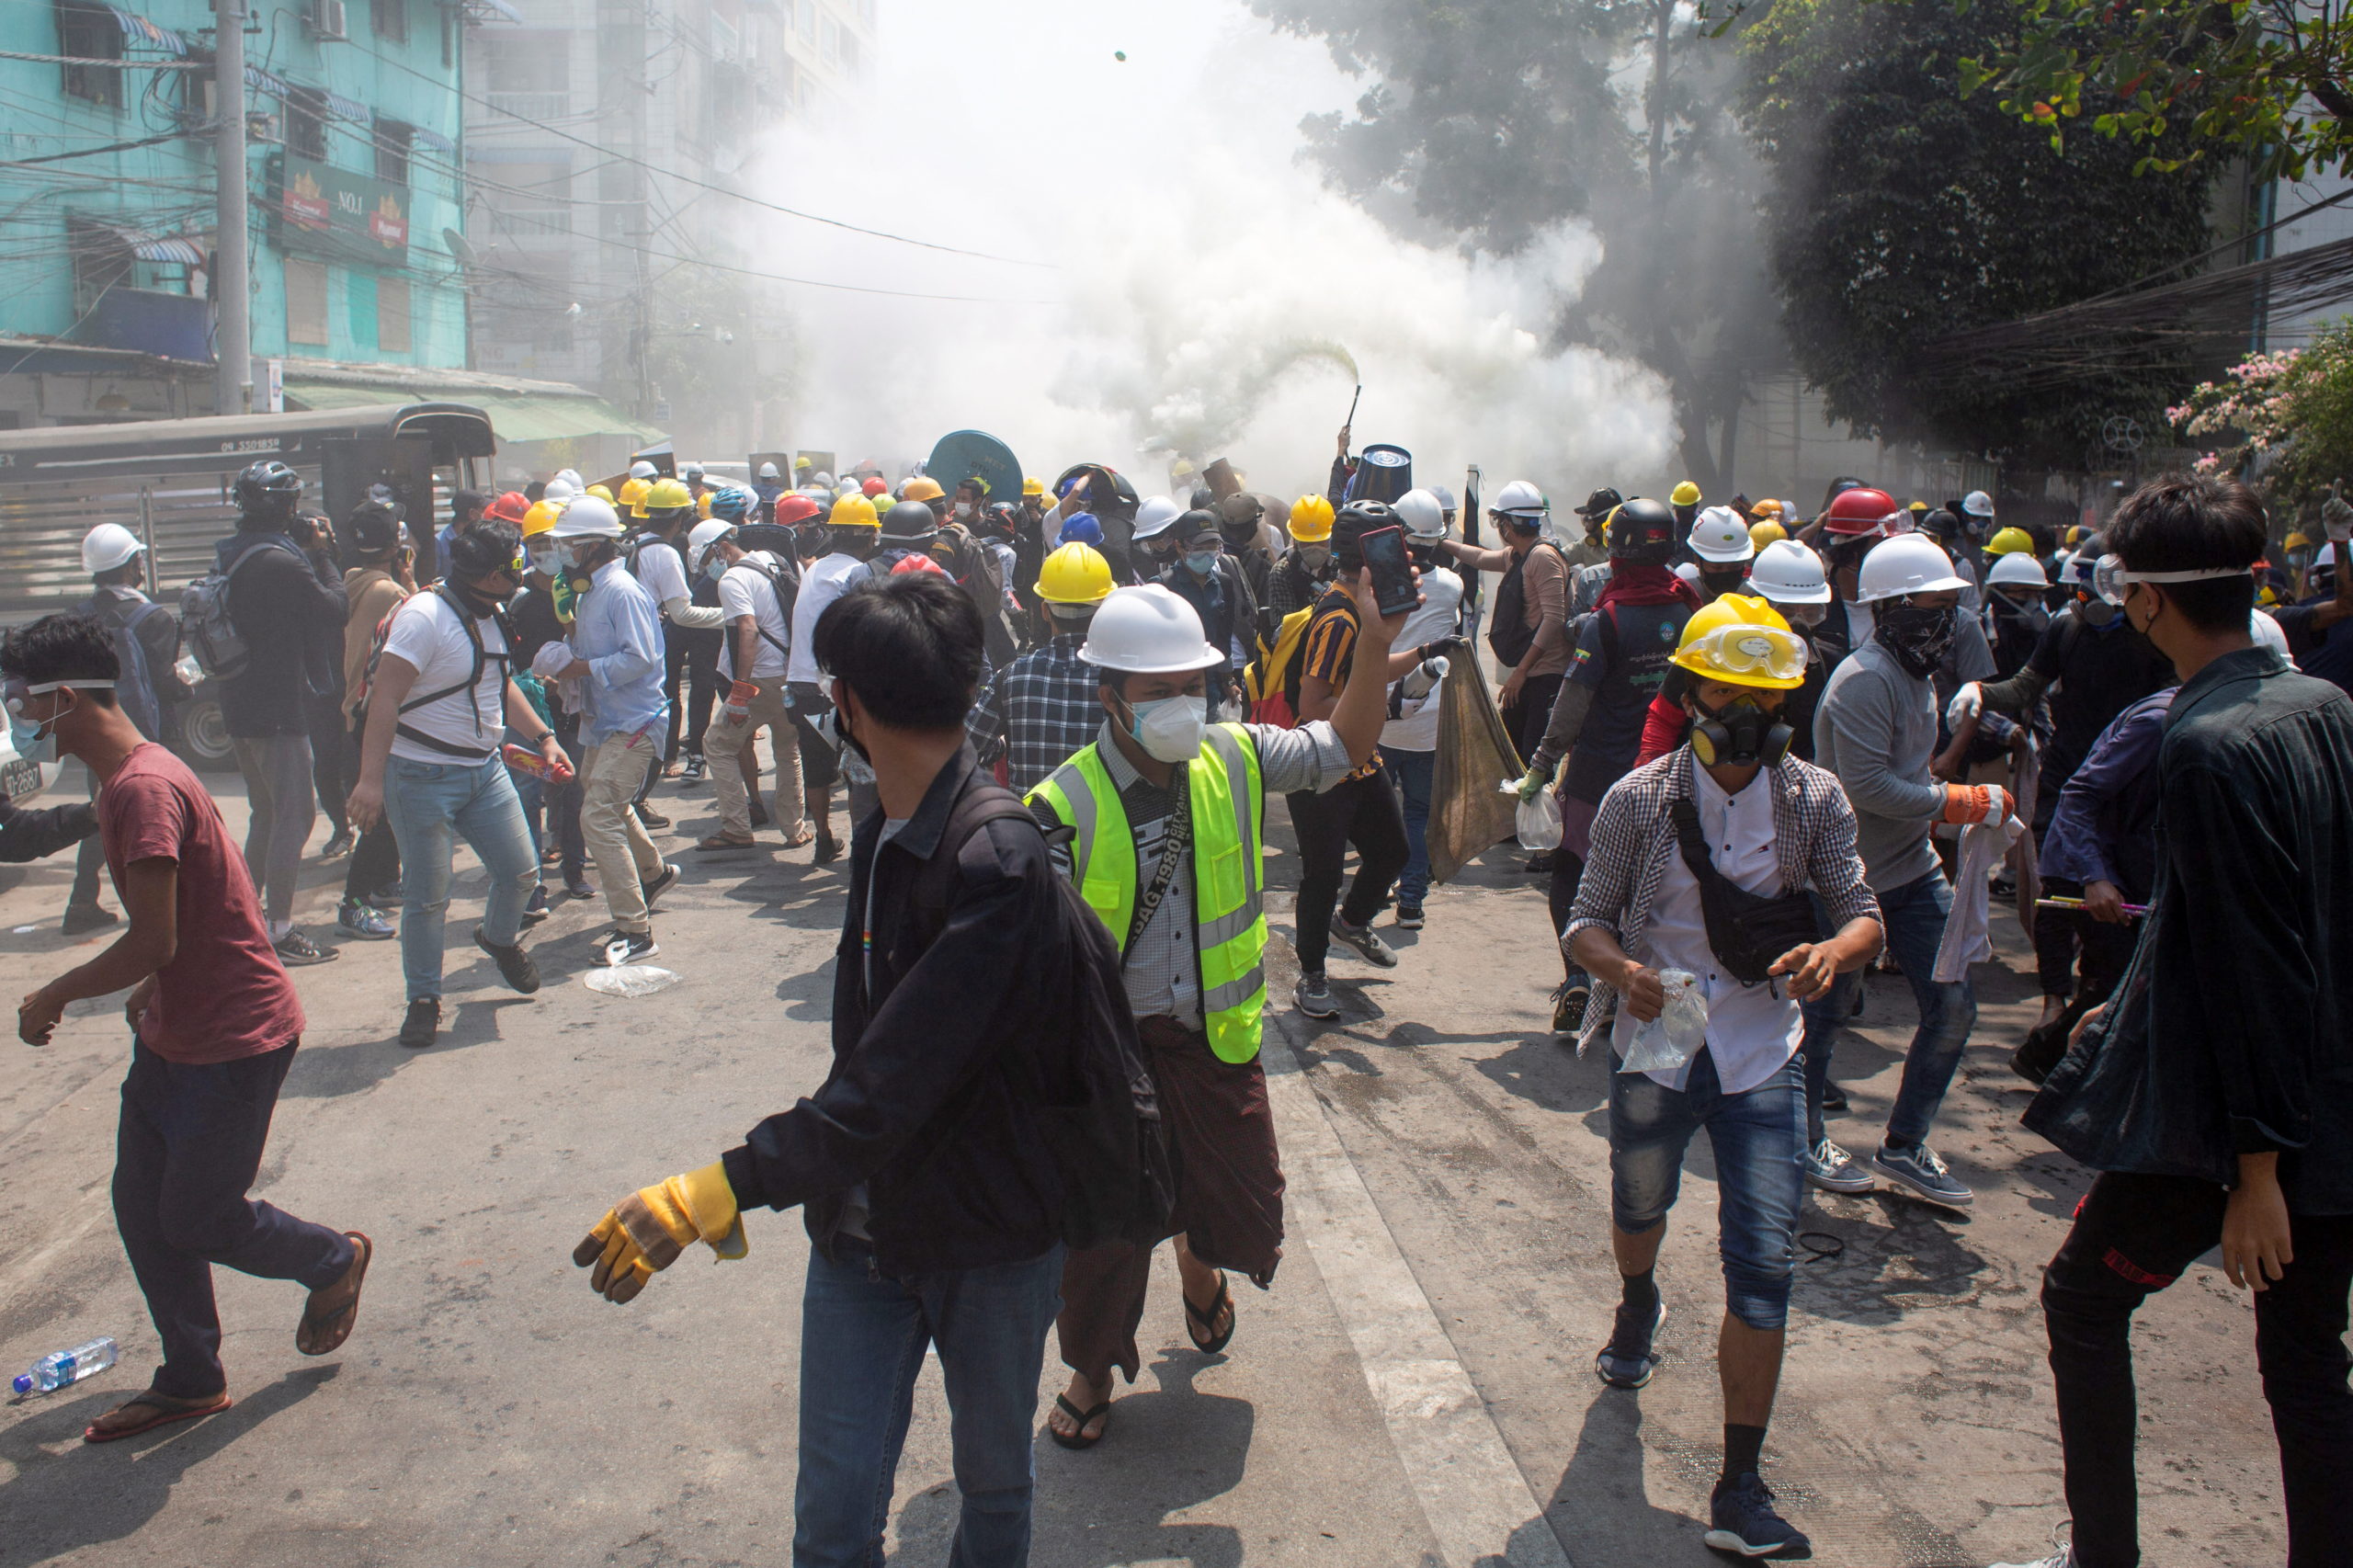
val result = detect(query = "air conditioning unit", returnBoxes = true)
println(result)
[246,110,282,144]
[308,0,347,40]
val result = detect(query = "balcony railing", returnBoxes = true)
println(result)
[483,90,571,119]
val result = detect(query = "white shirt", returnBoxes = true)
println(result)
[380,589,510,764]
[1609,762,1803,1094]
[716,551,790,681]
[631,534,689,609]
[789,552,868,686]
[1381,564,1464,752]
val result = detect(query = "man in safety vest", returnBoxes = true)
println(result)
[1028,575,1411,1449]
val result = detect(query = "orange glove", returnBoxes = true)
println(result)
[1940,783,2010,825]
[723,679,757,722]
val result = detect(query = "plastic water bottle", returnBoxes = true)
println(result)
[13,1337,117,1395]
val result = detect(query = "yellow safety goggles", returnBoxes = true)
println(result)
[1669,624,1809,688]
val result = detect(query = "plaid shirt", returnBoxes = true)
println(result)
[966,632,1101,791]
[1564,747,1881,1037]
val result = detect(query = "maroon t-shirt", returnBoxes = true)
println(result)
[99,743,303,1063]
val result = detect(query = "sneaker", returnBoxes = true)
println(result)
[1803,1139,1875,1195]
[367,880,404,911]
[59,903,119,936]
[1594,1297,1665,1389]
[1819,1082,1849,1113]
[680,754,707,783]
[472,926,541,994]
[635,804,671,830]
[319,829,354,860]
[398,997,439,1049]
[1393,903,1425,930]
[642,861,679,908]
[521,884,550,926]
[1551,981,1591,1038]
[336,897,395,940]
[1872,1142,1973,1209]
[1704,1471,1811,1559]
[1330,916,1399,968]
[563,872,596,901]
[275,929,341,967]
[1293,971,1337,1018]
[600,928,659,966]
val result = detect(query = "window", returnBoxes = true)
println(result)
[66,219,132,312]
[821,14,838,64]
[369,0,406,41]
[374,116,410,184]
[796,0,813,41]
[376,276,411,353]
[285,258,329,346]
[285,86,328,161]
[837,28,858,74]
[56,2,123,108]
[483,32,569,117]
[856,0,873,27]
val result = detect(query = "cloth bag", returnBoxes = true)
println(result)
[1428,653,1524,883]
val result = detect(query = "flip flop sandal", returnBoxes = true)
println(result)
[297,1231,372,1356]
[781,832,815,849]
[695,833,756,853]
[1048,1392,1111,1450]
[1183,1272,1235,1355]
[83,1390,232,1444]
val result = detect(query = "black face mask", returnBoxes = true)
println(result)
[1688,691,1792,768]
[447,574,513,618]
[1222,523,1256,551]
[833,687,870,767]
[1700,566,1748,598]
[1873,601,1957,678]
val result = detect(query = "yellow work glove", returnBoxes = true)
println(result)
[1515,763,1551,802]
[573,1161,747,1303]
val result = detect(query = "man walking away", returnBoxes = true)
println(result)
[347,523,559,1048]
[1381,489,1465,930]
[63,522,177,935]
[693,517,806,852]
[7,613,369,1444]
[969,542,1116,792]
[1440,479,1571,763]
[1992,473,2353,1568]
[575,574,1076,1568]
[785,494,881,863]
[333,501,412,941]
[213,460,349,965]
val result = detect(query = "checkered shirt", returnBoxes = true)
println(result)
[966,631,1101,792]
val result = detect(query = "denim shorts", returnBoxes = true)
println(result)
[1609,1048,1807,1331]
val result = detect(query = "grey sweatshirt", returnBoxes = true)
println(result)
[1813,638,1944,892]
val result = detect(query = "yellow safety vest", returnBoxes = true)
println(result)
[1029,723,1268,1063]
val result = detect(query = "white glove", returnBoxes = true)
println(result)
[532,642,580,680]
[1945,682,1984,730]
[2324,490,2353,543]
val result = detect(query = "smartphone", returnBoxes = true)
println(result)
[1358,524,1419,617]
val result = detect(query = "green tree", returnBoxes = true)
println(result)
[1738,0,2216,467]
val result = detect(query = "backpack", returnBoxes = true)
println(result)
[1244,605,1316,728]
[85,595,165,739]
[913,787,1176,1252]
[377,586,517,759]
[1486,540,1562,669]
[733,553,799,664]
[933,525,1021,665]
[178,534,298,681]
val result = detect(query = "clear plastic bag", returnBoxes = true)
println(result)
[1618,968,1706,1074]
[1511,784,1563,851]
[584,964,681,997]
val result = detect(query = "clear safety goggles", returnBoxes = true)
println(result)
[1679,624,1808,683]
[3,676,113,716]
[2092,553,2251,607]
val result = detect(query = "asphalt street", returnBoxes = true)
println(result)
[0,753,2288,1567]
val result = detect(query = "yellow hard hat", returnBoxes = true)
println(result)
[902,476,946,504]
[618,476,653,517]
[521,499,562,538]
[1290,494,1336,541]
[2285,531,2311,551]
[1668,594,1805,690]
[586,483,614,503]
[696,493,712,519]
[1907,499,1930,514]
[1035,541,1114,606]
[1022,475,1044,498]
[828,493,880,529]
[2064,525,2086,547]
[1670,481,1701,507]
[1752,499,1783,518]
[1985,526,2035,557]
[643,476,693,513]
[1748,519,1788,551]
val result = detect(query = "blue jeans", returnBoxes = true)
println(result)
[507,725,584,879]
[1609,1049,1806,1331]
[794,1244,1063,1568]
[381,754,539,1001]
[1380,744,1435,904]
[1799,867,1976,1148]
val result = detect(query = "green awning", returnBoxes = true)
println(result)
[284,380,658,446]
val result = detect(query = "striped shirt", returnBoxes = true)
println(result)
[1301,587,1381,781]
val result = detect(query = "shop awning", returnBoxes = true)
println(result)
[411,125,456,154]
[282,377,657,446]
[324,89,369,123]
[106,5,188,54]
[81,218,207,265]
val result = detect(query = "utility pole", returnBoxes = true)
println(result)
[212,0,252,415]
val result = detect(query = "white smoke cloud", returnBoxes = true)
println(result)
[738,0,1674,504]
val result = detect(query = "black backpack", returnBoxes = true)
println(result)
[84,594,166,740]
[1486,540,1562,668]
[914,786,1176,1252]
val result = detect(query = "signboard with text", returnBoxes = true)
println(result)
[274,154,408,267]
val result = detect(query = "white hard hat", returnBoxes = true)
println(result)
[542,478,575,503]
[1961,490,1995,518]
[1688,506,1755,563]
[758,461,780,480]
[687,517,735,556]
[1748,539,1832,605]
[1131,496,1184,542]
[81,522,145,575]
[1079,585,1224,675]
[1492,479,1547,518]
[550,495,624,540]
[629,460,658,481]
[1674,562,1701,585]
[1431,485,1458,514]
[1856,533,1971,603]
[1392,488,1446,540]
[2058,550,2100,590]
[813,471,835,488]
[553,468,585,491]
[681,460,705,479]
[2252,608,2290,653]
[2315,541,2339,569]
[1986,551,2049,589]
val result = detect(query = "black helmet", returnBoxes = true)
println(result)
[233,460,302,514]
[1333,499,1400,566]
[881,497,938,541]
[447,521,521,580]
[1609,496,1678,563]
[1574,485,1623,519]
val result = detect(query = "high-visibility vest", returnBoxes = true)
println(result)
[1029,722,1268,1063]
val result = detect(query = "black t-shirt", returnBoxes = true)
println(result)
[2279,597,2353,697]
[2028,608,2177,786]
[1562,598,1691,802]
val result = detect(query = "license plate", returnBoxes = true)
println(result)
[0,759,38,800]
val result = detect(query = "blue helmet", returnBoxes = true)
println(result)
[1060,512,1103,546]
[708,483,756,522]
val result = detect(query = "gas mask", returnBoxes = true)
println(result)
[1123,695,1207,762]
[1295,543,1332,572]
[1688,690,1792,769]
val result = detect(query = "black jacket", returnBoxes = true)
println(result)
[2029,647,2353,1212]
[215,529,349,737]
[0,793,97,861]
[722,746,1069,1273]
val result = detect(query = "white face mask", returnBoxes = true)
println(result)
[705,555,727,583]
[1127,694,1208,762]
[529,547,561,576]
[953,501,974,521]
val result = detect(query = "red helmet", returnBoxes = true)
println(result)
[483,491,531,526]
[1821,486,1901,539]
[774,494,824,526]
[891,552,949,577]
[861,476,887,497]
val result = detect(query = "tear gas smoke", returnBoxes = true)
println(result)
[744,0,1674,501]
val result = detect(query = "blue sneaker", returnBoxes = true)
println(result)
[1704,1471,1811,1559]
[1594,1297,1665,1389]
[1871,1142,1973,1210]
